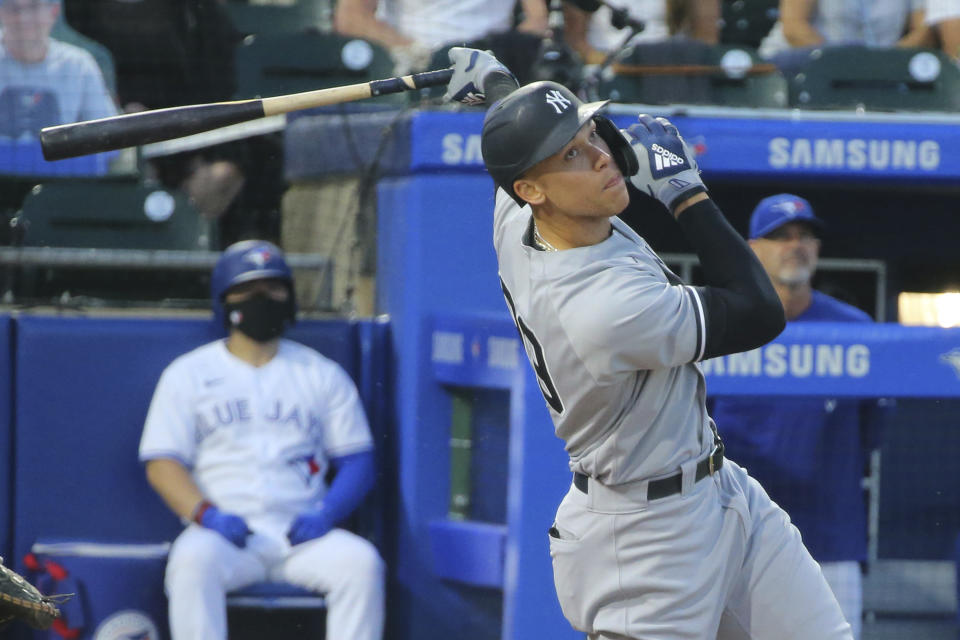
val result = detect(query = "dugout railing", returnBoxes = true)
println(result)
[0,248,333,311]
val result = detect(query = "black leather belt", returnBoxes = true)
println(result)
[574,442,724,500]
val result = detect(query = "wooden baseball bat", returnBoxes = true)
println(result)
[40,67,454,161]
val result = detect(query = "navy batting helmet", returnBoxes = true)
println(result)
[481,81,638,205]
[211,240,296,329]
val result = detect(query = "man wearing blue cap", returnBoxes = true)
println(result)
[711,193,889,639]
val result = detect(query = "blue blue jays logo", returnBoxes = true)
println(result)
[290,454,322,486]
[769,198,807,218]
[92,610,159,640]
[244,247,273,268]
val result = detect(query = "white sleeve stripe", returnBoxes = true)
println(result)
[685,286,707,362]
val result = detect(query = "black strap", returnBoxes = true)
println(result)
[574,443,724,500]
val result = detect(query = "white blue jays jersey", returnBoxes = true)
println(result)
[493,189,715,485]
[139,339,373,533]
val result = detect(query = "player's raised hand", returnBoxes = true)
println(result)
[197,505,252,548]
[287,508,335,546]
[443,47,517,106]
[621,115,706,212]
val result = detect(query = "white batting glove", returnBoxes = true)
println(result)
[621,114,706,211]
[443,47,517,106]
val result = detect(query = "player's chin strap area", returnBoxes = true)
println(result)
[574,427,725,500]
[22,553,81,639]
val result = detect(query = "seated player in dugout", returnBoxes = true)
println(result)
[138,240,385,640]
[440,48,854,639]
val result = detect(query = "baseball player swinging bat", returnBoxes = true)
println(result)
[39,67,454,161]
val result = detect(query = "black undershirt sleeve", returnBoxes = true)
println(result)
[484,72,521,106]
[675,198,786,359]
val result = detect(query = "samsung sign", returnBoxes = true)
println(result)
[441,133,484,165]
[409,112,960,181]
[768,137,940,171]
[703,343,870,379]
[429,314,960,398]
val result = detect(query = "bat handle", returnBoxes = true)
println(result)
[409,67,455,88]
[369,67,454,97]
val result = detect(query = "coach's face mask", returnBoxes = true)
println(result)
[224,294,290,342]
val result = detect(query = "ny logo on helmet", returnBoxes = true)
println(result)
[244,247,273,267]
[545,90,572,114]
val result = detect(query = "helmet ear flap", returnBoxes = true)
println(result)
[594,116,639,177]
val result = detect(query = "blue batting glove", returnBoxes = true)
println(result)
[287,509,334,546]
[198,504,252,548]
[622,114,706,211]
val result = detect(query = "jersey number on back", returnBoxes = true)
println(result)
[500,279,564,415]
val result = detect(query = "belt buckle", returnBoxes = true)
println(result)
[708,440,724,476]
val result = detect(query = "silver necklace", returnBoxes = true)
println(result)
[533,223,559,252]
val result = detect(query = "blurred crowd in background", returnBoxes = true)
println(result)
[2,0,959,313]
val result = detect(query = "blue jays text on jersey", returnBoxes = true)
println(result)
[194,398,325,443]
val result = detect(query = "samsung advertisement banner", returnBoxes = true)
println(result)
[408,110,960,184]
[432,315,960,399]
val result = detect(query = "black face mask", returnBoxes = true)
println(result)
[224,294,291,343]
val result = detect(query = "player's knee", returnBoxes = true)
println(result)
[363,546,386,581]
[343,541,385,591]
[347,540,384,581]
[166,529,228,582]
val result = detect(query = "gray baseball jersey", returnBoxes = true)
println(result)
[493,189,712,485]
[496,188,852,638]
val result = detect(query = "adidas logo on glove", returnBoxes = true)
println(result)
[652,143,685,171]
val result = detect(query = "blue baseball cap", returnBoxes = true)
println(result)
[748,193,824,239]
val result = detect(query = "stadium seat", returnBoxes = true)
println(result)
[594,40,787,108]
[786,46,960,111]
[10,178,218,302]
[720,0,779,49]
[234,30,400,103]
[225,0,327,38]
[228,582,326,610]
[18,178,216,251]
[52,13,117,94]
[0,177,40,244]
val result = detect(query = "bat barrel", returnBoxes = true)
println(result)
[39,67,454,161]
[40,101,266,161]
